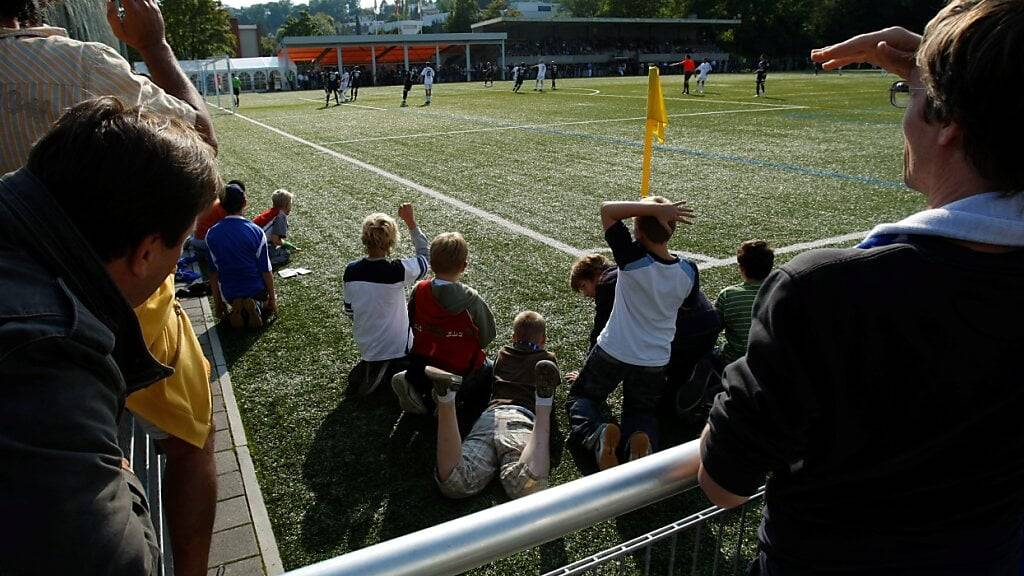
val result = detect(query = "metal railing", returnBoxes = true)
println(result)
[119,414,174,576]
[284,439,762,576]
[542,489,764,576]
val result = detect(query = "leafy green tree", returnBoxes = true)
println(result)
[599,0,663,18]
[259,35,276,56]
[276,10,337,41]
[480,0,509,20]
[445,0,478,31]
[561,0,600,17]
[161,0,236,59]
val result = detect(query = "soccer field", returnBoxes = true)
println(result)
[208,71,922,573]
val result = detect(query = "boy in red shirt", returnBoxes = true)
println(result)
[392,232,496,429]
[670,54,697,95]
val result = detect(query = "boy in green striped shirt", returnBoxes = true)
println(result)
[714,240,774,367]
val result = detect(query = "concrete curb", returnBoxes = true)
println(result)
[199,294,285,575]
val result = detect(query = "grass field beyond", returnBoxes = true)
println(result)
[208,71,922,573]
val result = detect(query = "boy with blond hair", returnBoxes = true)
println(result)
[429,311,561,499]
[253,189,297,267]
[566,197,696,470]
[343,203,429,395]
[392,232,496,423]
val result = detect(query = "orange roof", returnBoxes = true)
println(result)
[281,44,453,66]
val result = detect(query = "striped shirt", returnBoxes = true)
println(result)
[715,281,762,364]
[1,26,196,174]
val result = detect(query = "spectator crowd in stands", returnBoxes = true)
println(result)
[3,1,1024,575]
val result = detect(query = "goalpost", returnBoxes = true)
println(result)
[199,54,234,112]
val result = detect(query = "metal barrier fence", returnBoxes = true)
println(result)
[119,414,174,576]
[284,439,765,576]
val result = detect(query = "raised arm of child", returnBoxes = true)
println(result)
[599,200,695,231]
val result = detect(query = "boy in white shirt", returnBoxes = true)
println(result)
[343,203,429,395]
[696,60,712,94]
[420,62,435,105]
[566,197,696,470]
[532,61,546,92]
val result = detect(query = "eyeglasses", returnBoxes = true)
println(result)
[890,81,927,108]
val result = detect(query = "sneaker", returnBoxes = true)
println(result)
[354,360,392,396]
[627,431,652,462]
[594,423,621,471]
[240,298,263,329]
[391,371,427,414]
[424,365,462,399]
[228,298,246,329]
[534,360,561,399]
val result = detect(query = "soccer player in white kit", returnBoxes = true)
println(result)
[420,62,435,105]
[532,60,546,92]
[340,68,351,102]
[696,60,712,94]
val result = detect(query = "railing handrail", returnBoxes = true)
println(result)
[284,439,703,576]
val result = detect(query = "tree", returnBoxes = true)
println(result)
[560,0,600,17]
[160,0,236,60]
[599,0,663,18]
[276,10,338,41]
[259,35,277,56]
[445,0,478,32]
[480,0,509,20]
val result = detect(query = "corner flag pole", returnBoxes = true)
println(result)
[641,64,668,198]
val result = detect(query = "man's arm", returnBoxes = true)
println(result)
[0,336,160,574]
[209,270,226,318]
[698,425,750,509]
[261,271,278,315]
[699,269,819,508]
[106,0,217,150]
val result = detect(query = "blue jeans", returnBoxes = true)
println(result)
[566,345,666,450]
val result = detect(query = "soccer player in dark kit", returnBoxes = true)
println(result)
[755,54,769,97]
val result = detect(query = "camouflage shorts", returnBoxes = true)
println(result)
[437,406,548,499]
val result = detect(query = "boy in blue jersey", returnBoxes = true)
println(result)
[206,182,278,329]
[566,197,696,470]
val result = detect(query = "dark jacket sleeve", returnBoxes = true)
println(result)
[590,268,617,350]
[0,334,160,575]
[701,268,820,497]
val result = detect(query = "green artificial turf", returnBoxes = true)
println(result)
[207,71,924,574]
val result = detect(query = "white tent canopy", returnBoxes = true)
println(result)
[133,57,298,92]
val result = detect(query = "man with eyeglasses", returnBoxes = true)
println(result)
[698,2,1024,574]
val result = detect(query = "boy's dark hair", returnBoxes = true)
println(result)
[512,311,545,344]
[736,240,775,281]
[635,196,674,245]
[569,253,612,292]
[27,96,220,263]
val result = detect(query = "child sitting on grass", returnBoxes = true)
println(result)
[565,197,696,471]
[342,203,429,396]
[430,311,561,500]
[391,232,496,429]
[253,189,297,267]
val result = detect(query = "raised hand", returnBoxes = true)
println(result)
[106,0,168,54]
[397,202,416,227]
[811,27,921,80]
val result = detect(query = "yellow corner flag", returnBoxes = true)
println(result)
[641,65,669,197]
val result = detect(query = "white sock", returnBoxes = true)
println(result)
[438,390,456,403]
[534,394,553,407]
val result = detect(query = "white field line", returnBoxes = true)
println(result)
[319,105,806,146]
[214,105,587,258]
[696,231,869,270]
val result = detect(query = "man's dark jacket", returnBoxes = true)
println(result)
[0,169,172,575]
